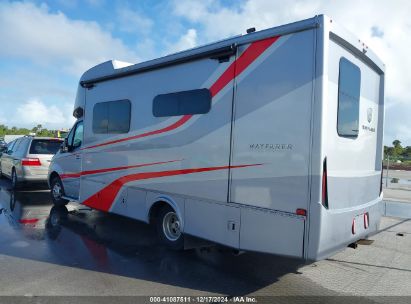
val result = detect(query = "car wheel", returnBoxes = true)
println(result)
[156,205,184,250]
[11,169,19,189]
[50,177,69,206]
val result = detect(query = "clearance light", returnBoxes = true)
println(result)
[364,213,369,229]
[352,218,356,235]
[296,209,307,216]
[322,157,329,209]
[380,162,383,195]
[22,158,41,166]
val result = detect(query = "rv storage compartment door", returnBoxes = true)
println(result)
[185,199,240,248]
[240,207,305,258]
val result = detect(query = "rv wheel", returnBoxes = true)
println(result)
[48,205,68,228]
[50,177,69,206]
[157,205,184,250]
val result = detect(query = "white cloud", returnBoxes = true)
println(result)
[14,99,75,128]
[168,28,198,53]
[172,0,411,145]
[117,7,153,34]
[0,1,139,76]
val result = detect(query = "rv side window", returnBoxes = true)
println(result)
[153,88,211,117]
[337,57,361,138]
[93,100,131,134]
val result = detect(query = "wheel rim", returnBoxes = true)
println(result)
[50,211,60,226]
[162,211,181,241]
[52,182,62,200]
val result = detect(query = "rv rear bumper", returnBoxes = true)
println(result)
[307,195,383,261]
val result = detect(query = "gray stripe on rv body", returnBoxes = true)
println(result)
[327,174,381,209]
[138,176,309,214]
[99,33,314,153]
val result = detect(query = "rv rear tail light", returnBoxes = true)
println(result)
[364,213,369,229]
[22,158,41,166]
[296,209,307,216]
[322,157,329,209]
[352,218,356,235]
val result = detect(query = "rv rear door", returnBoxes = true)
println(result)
[325,36,384,210]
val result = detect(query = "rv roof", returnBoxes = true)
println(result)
[80,15,384,86]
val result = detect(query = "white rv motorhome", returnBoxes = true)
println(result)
[49,15,385,260]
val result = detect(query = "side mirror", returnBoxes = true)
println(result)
[60,138,69,153]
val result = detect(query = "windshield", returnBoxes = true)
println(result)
[29,139,62,155]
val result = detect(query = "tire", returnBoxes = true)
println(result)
[48,205,68,228]
[11,168,19,189]
[156,205,184,250]
[9,191,16,211]
[50,176,69,206]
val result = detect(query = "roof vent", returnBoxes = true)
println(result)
[246,27,256,34]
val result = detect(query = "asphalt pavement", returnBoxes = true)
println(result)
[383,169,411,203]
[0,177,410,303]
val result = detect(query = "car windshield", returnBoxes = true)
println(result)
[29,139,62,155]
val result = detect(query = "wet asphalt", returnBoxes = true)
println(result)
[0,177,314,297]
[1,177,410,302]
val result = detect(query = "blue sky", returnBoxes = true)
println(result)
[0,0,410,146]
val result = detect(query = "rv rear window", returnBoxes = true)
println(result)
[93,100,131,134]
[153,88,211,117]
[337,58,361,138]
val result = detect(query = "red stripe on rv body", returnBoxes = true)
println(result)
[82,36,280,151]
[209,35,280,97]
[82,164,262,212]
[60,159,182,180]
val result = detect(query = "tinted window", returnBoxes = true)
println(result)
[7,140,16,152]
[93,100,131,134]
[337,58,361,137]
[16,139,29,155]
[29,139,63,155]
[11,139,22,154]
[73,122,84,148]
[153,88,211,117]
[67,125,75,146]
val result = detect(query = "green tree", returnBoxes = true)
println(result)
[403,146,411,158]
[392,139,403,157]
